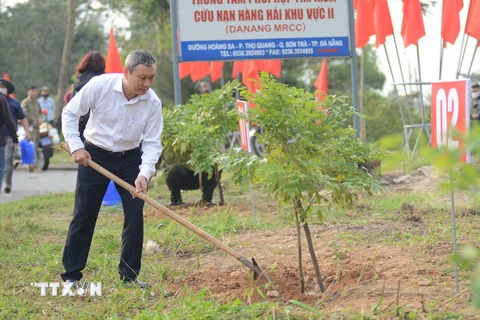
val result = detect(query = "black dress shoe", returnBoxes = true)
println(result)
[169,200,183,205]
[204,200,217,206]
[121,278,152,289]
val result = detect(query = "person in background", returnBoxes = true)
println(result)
[72,51,106,141]
[61,49,162,289]
[470,84,480,120]
[38,86,55,126]
[199,81,211,95]
[64,83,74,105]
[162,144,218,206]
[0,81,19,194]
[0,78,31,194]
[39,108,54,172]
[21,85,42,172]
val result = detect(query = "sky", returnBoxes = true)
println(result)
[2,0,479,94]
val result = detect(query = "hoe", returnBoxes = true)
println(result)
[61,143,271,283]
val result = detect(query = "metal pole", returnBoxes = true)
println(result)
[439,40,444,80]
[170,0,182,105]
[467,42,479,77]
[457,36,470,79]
[449,168,460,295]
[348,0,360,139]
[456,34,467,78]
[392,34,414,125]
[416,46,426,131]
[383,45,409,157]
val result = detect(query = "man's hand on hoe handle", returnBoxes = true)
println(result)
[72,148,92,167]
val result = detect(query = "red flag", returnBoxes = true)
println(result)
[373,0,394,47]
[209,62,224,82]
[105,28,123,73]
[232,61,245,78]
[355,0,375,48]
[465,0,480,40]
[259,60,281,77]
[179,62,192,79]
[314,59,328,101]
[241,61,261,93]
[442,0,463,47]
[401,0,426,48]
[2,72,15,98]
[189,62,210,82]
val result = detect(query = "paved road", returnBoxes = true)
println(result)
[0,166,78,204]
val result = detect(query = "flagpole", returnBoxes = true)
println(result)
[439,39,444,80]
[456,34,465,78]
[170,0,182,105]
[392,34,414,125]
[457,35,470,79]
[383,44,409,155]
[467,41,479,77]
[416,45,426,130]
[348,0,360,139]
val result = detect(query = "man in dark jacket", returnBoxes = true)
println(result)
[0,78,30,194]
[0,80,19,194]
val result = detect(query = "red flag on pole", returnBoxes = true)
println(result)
[259,60,282,78]
[209,62,224,82]
[2,72,15,98]
[465,0,480,40]
[373,0,394,47]
[179,62,192,79]
[355,0,375,48]
[442,0,463,47]
[314,59,328,101]
[401,0,426,48]
[232,61,245,78]
[105,28,123,73]
[242,61,260,93]
[189,62,210,82]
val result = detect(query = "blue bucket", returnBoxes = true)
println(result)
[19,139,36,165]
[102,180,121,206]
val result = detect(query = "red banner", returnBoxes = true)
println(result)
[431,80,470,163]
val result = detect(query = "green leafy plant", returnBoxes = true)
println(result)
[162,80,240,205]
[223,73,384,292]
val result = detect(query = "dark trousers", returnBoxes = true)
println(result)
[61,143,144,281]
[165,164,218,203]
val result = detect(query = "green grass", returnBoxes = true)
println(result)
[0,171,479,319]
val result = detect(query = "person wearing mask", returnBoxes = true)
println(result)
[61,49,163,289]
[21,85,42,172]
[0,81,19,194]
[0,78,31,194]
[72,51,106,141]
[471,84,480,120]
[38,86,55,126]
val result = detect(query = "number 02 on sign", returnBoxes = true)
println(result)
[431,79,471,163]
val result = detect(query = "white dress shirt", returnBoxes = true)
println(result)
[62,73,163,180]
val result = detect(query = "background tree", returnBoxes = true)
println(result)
[0,0,106,102]
[55,0,77,129]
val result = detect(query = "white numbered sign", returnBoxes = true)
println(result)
[431,80,470,163]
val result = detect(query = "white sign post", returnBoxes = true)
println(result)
[431,79,471,295]
[237,100,257,224]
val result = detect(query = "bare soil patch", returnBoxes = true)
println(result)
[144,166,478,316]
